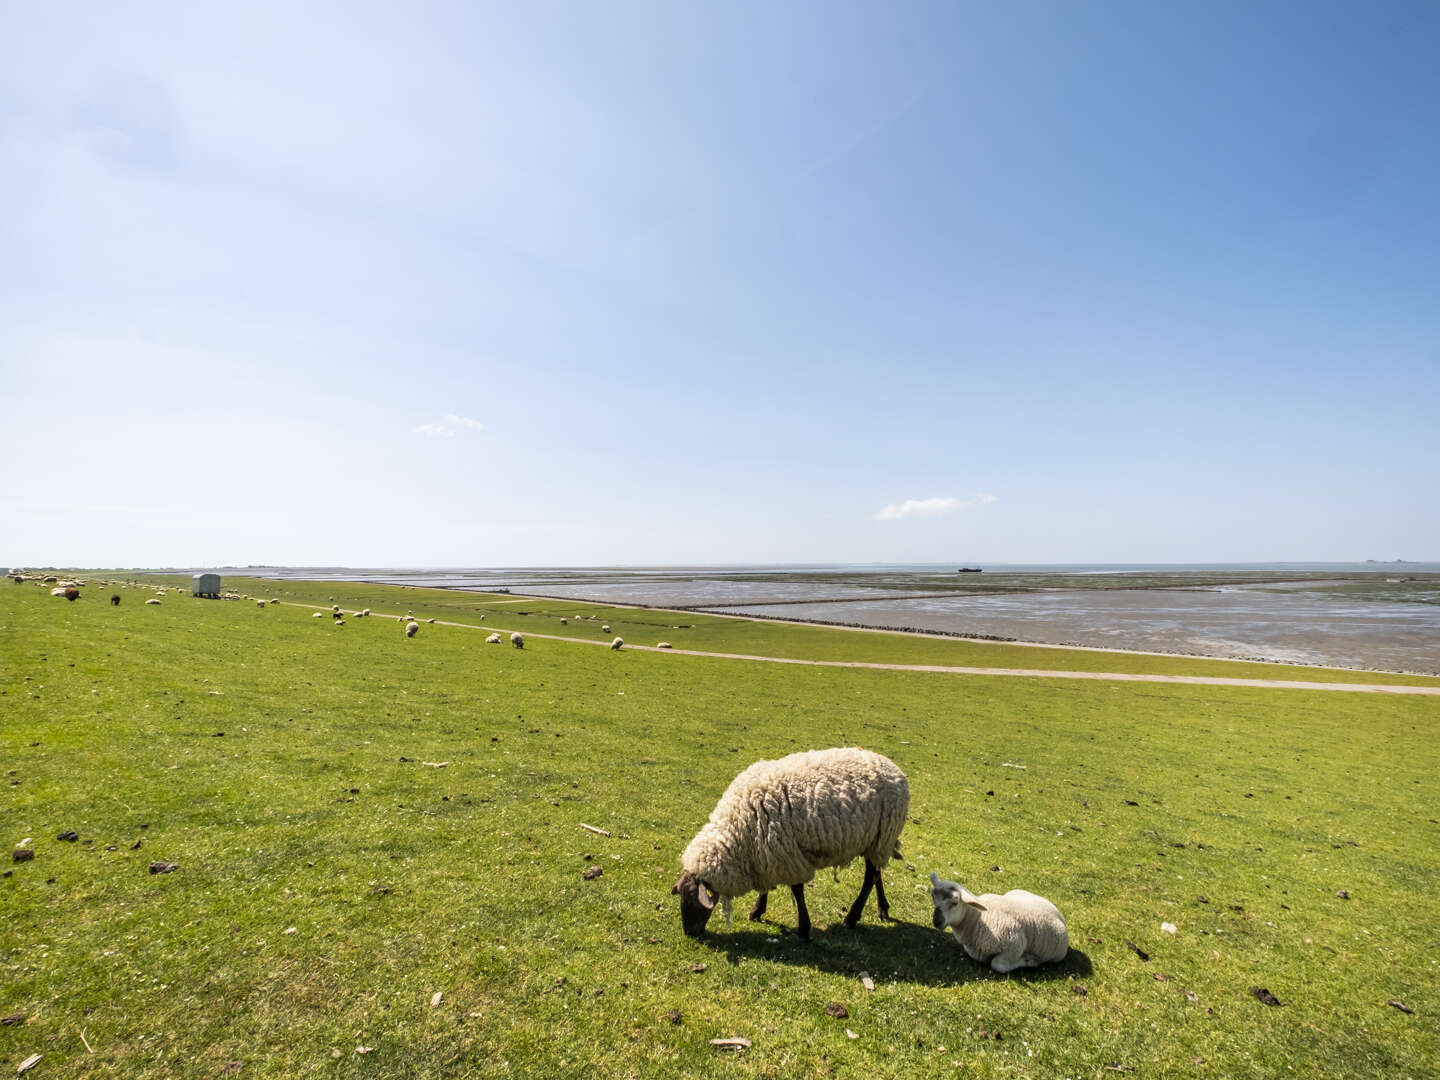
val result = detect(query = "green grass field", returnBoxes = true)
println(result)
[3,577,1437,1078]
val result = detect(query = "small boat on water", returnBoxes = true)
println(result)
[957,567,983,573]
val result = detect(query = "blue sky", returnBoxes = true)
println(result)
[3,1,1437,567]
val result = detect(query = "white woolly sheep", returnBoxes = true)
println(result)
[313,612,324,618]
[146,598,162,605]
[510,632,524,649]
[485,633,502,644]
[405,621,420,638]
[256,600,266,608]
[601,624,611,633]
[674,747,909,940]
[656,641,672,649]
[610,636,623,650]
[928,872,1069,973]
[50,587,66,597]
[559,618,567,625]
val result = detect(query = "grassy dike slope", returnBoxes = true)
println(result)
[2,581,1437,1078]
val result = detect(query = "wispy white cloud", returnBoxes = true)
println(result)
[411,414,483,438]
[874,493,997,521]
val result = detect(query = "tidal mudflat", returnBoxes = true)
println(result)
[239,563,1440,673]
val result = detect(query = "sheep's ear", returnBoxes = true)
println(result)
[697,881,717,911]
[929,871,941,886]
[958,885,985,910]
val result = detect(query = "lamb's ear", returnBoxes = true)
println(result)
[697,881,717,911]
[958,884,985,910]
[929,871,941,886]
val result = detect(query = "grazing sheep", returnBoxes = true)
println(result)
[257,600,266,608]
[332,611,344,621]
[601,624,611,634]
[65,587,81,601]
[111,595,121,606]
[929,872,1069,973]
[485,633,502,644]
[361,608,370,616]
[674,747,909,940]
[405,621,420,638]
[313,612,324,618]
[656,641,672,649]
[146,598,162,606]
[610,637,624,650]
[559,618,567,625]
[510,632,524,649]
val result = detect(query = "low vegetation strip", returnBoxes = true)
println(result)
[2,579,1437,1077]
[420,617,1440,695]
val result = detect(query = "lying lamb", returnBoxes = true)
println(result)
[929,872,1069,972]
[674,747,908,940]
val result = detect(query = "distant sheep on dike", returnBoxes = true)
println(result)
[674,747,909,940]
[929,872,1069,973]
[610,637,623,650]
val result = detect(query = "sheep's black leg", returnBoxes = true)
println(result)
[844,860,879,927]
[748,892,768,920]
[791,883,811,940]
[873,866,891,921]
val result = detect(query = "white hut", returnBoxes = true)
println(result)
[193,572,222,598]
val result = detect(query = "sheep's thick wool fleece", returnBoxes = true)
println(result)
[682,747,909,899]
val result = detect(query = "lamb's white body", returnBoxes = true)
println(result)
[930,872,1068,973]
[676,747,908,938]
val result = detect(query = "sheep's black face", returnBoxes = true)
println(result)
[932,906,946,929]
[672,872,716,937]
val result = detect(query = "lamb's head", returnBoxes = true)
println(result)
[930,871,983,930]
[672,871,718,937]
